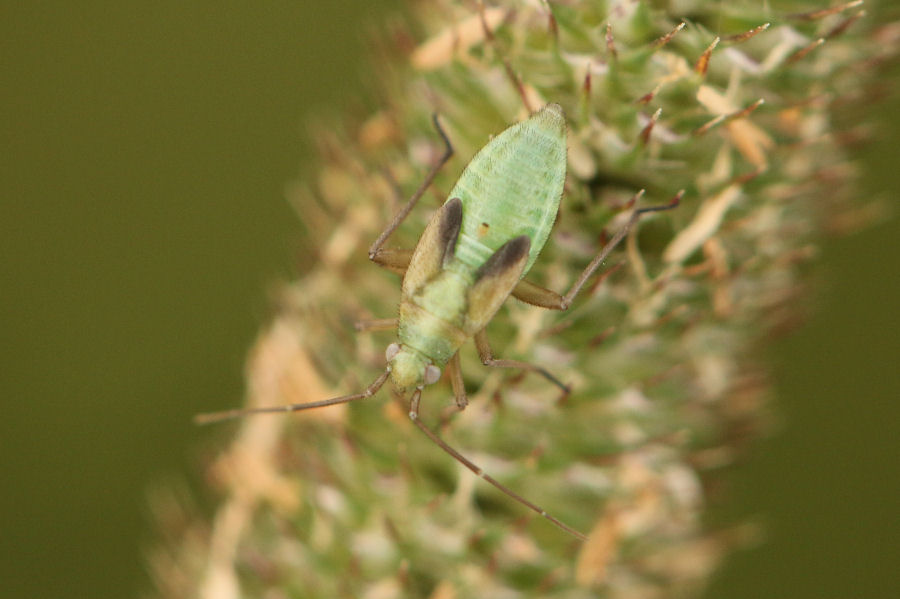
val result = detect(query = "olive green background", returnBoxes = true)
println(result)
[1,3,896,598]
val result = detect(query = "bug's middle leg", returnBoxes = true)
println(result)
[474,329,570,395]
[368,114,454,261]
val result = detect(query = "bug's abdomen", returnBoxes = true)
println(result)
[447,104,567,276]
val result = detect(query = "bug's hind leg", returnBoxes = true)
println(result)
[511,192,682,310]
[474,330,570,398]
[368,114,454,261]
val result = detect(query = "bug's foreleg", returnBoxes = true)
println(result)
[407,387,586,541]
[368,114,454,260]
[511,191,683,310]
[474,330,570,396]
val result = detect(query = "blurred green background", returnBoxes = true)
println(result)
[1,3,896,598]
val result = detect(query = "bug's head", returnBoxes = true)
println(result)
[385,343,441,391]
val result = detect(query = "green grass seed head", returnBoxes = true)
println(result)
[150,2,899,598]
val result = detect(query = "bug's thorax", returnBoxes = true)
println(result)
[408,265,471,320]
[397,265,472,365]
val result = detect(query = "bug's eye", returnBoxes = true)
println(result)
[423,364,441,385]
[385,343,401,361]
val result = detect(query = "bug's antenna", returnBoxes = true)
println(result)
[194,369,391,425]
[407,387,588,541]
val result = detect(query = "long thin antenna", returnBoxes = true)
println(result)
[193,370,390,425]
[408,387,587,541]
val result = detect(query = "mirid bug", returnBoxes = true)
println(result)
[197,104,679,540]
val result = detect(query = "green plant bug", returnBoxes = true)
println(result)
[196,104,680,541]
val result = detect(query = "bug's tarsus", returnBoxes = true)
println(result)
[407,387,587,541]
[430,112,453,157]
[621,188,647,211]
[474,329,570,395]
[368,114,454,261]
[193,370,391,425]
[635,190,682,215]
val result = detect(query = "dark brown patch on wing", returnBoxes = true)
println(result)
[465,235,531,333]
[440,197,462,266]
[402,197,463,296]
[474,235,531,282]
